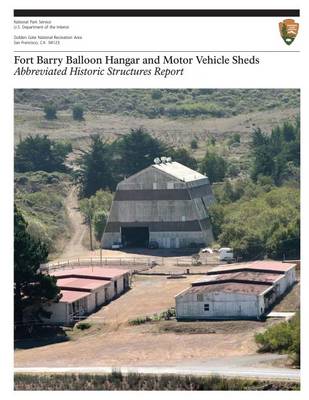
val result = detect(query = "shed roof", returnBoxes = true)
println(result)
[182,281,272,296]
[53,267,129,280]
[153,161,207,183]
[193,271,283,286]
[207,261,296,275]
[60,290,89,303]
[57,277,110,292]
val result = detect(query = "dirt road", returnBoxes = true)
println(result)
[15,353,300,381]
[59,187,88,260]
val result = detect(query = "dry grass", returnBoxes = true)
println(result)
[14,372,300,391]
[14,106,299,162]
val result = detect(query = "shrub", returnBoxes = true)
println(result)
[43,103,57,120]
[128,316,152,325]
[72,104,85,121]
[255,313,300,366]
[151,89,163,100]
[190,139,198,149]
[76,322,91,330]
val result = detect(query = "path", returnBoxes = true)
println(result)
[59,187,88,260]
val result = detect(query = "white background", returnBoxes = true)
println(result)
[1,0,307,399]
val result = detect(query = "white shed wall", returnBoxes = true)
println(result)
[43,302,69,324]
[176,291,260,319]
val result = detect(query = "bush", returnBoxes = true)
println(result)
[228,133,241,146]
[43,103,57,120]
[190,139,198,149]
[72,104,85,121]
[76,322,91,330]
[128,309,176,325]
[151,89,163,100]
[255,313,300,366]
[128,316,152,325]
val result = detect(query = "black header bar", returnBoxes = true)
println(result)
[14,9,300,18]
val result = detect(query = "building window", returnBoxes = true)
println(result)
[197,294,203,302]
[204,304,210,311]
[167,182,174,189]
[153,182,157,190]
[182,216,186,222]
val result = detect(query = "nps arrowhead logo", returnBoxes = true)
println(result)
[279,19,299,45]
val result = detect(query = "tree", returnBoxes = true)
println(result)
[116,128,167,178]
[15,135,70,173]
[79,190,113,248]
[94,210,108,241]
[14,205,60,326]
[200,151,227,183]
[211,185,299,261]
[43,103,57,120]
[250,120,300,185]
[72,104,85,121]
[218,224,265,261]
[75,135,115,197]
[266,220,300,260]
[79,198,96,251]
[169,147,198,170]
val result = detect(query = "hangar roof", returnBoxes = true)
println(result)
[153,161,207,182]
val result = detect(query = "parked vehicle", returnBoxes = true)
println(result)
[111,241,123,249]
[201,247,213,254]
[219,247,234,261]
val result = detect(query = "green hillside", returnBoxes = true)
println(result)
[15,89,299,118]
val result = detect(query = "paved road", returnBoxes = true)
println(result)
[15,355,300,381]
[267,312,296,320]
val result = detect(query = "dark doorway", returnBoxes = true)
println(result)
[121,226,149,247]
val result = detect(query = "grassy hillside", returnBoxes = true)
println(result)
[14,90,299,175]
[15,89,299,118]
[14,172,71,257]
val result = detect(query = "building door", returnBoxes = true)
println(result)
[121,226,149,247]
[95,292,98,308]
[114,280,118,295]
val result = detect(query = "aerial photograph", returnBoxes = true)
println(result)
[14,89,300,390]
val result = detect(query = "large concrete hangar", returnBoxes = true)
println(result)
[175,261,297,320]
[102,159,215,249]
